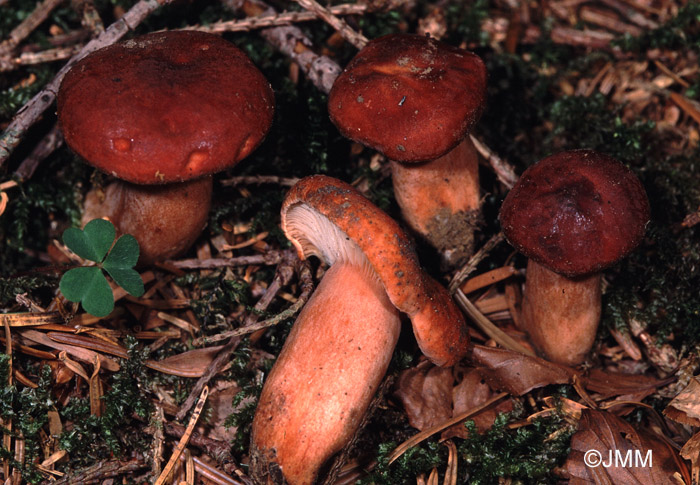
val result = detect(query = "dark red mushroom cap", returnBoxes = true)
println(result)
[57,30,274,184]
[499,150,650,277]
[328,33,487,162]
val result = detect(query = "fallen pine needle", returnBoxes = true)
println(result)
[454,289,535,357]
[388,391,509,464]
[154,386,209,485]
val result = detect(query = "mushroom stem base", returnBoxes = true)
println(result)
[82,176,212,265]
[521,260,601,366]
[390,137,480,270]
[250,262,401,485]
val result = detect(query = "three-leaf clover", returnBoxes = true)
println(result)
[59,219,144,317]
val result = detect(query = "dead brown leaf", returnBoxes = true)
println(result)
[470,344,574,395]
[394,364,453,431]
[664,377,700,427]
[443,368,513,439]
[584,368,674,400]
[145,345,225,378]
[561,409,687,484]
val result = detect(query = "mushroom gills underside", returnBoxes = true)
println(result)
[284,202,382,288]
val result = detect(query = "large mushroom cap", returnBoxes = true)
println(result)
[499,150,650,277]
[328,33,487,162]
[57,30,274,184]
[281,175,469,366]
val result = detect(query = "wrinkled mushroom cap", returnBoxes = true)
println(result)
[281,175,469,366]
[328,33,487,162]
[58,30,274,184]
[499,150,650,277]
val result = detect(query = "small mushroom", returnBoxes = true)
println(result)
[499,150,650,365]
[328,33,487,269]
[57,30,275,264]
[250,175,468,485]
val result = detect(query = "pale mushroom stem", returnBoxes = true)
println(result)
[520,259,601,366]
[390,137,480,269]
[82,176,213,265]
[250,262,401,484]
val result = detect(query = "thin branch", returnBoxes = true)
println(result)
[175,251,301,420]
[194,258,313,346]
[294,0,368,49]
[14,123,64,181]
[0,0,170,168]
[449,232,505,294]
[0,45,84,73]
[0,0,65,59]
[225,0,342,94]
[469,134,519,189]
[192,2,369,34]
[166,250,286,269]
[219,175,300,188]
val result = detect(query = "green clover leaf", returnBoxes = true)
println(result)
[103,235,144,297]
[59,219,144,317]
[62,218,115,262]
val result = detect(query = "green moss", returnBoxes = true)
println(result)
[58,337,152,465]
[613,2,700,52]
[458,410,574,484]
[359,439,445,485]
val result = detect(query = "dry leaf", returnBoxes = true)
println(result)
[584,368,673,400]
[680,432,700,485]
[394,364,453,431]
[145,345,224,378]
[443,368,513,439]
[664,377,700,427]
[470,345,574,395]
[561,409,687,484]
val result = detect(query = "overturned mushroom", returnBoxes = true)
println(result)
[57,30,274,264]
[250,175,468,484]
[499,150,649,365]
[329,33,487,269]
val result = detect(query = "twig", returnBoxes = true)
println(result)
[0,0,65,60]
[469,134,519,189]
[219,175,300,188]
[449,232,505,294]
[42,458,149,485]
[225,0,342,94]
[191,3,369,34]
[166,250,285,269]
[0,45,84,73]
[175,251,301,420]
[155,386,209,485]
[387,391,510,464]
[194,258,313,345]
[14,123,64,181]
[0,0,170,168]
[294,0,368,49]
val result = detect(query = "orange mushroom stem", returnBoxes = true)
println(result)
[328,33,487,269]
[390,137,480,267]
[499,150,650,366]
[82,177,212,265]
[250,176,469,484]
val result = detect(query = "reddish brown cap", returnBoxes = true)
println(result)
[499,150,650,277]
[281,175,469,366]
[58,31,274,184]
[328,33,487,162]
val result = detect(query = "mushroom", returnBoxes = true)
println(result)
[57,30,275,264]
[328,33,487,269]
[250,175,469,485]
[498,150,650,365]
